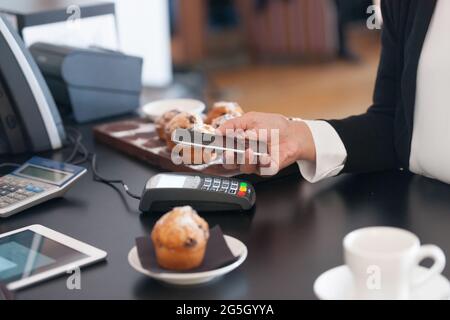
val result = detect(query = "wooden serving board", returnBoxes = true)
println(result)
[93,118,240,177]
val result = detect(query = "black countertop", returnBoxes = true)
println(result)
[1,123,450,299]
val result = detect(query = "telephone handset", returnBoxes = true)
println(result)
[0,14,66,155]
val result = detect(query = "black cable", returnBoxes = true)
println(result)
[64,128,82,163]
[0,163,20,169]
[71,133,90,166]
[90,153,142,200]
[64,127,142,200]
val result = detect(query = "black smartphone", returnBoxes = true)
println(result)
[171,128,269,157]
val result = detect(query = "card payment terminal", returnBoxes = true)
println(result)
[139,173,256,212]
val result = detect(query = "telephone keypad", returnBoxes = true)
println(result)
[229,181,239,195]
[200,178,250,197]
[212,179,221,188]
[211,179,221,192]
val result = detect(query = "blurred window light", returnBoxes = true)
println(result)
[22,0,172,87]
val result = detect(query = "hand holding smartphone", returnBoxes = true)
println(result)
[172,128,280,175]
[171,128,270,157]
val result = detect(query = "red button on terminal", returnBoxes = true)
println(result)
[238,191,246,197]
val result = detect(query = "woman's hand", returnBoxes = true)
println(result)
[217,112,316,176]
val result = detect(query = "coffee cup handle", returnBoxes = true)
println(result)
[412,245,446,288]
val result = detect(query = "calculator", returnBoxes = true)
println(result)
[0,157,86,218]
[139,173,256,212]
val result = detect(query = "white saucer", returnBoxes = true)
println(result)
[314,265,450,300]
[128,235,247,286]
[141,99,205,121]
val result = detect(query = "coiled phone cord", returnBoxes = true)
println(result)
[64,127,142,200]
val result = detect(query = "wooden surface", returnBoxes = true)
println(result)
[93,118,237,177]
[209,28,381,120]
[92,118,300,184]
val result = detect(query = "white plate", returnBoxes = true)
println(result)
[141,99,206,121]
[314,265,450,300]
[128,235,247,285]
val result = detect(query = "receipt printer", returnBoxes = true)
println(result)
[30,43,143,123]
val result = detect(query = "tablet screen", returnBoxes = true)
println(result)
[0,230,88,284]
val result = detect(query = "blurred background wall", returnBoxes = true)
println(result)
[6,0,381,120]
[167,0,381,120]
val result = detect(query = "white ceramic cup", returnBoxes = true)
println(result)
[344,227,446,300]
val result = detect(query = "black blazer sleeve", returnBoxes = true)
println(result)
[327,1,400,174]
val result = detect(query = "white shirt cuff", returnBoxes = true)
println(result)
[297,120,347,183]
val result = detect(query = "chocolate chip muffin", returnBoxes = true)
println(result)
[165,112,202,150]
[155,110,181,141]
[151,206,209,271]
[205,101,244,125]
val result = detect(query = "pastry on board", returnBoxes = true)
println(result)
[205,101,244,125]
[165,112,203,150]
[155,110,181,141]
